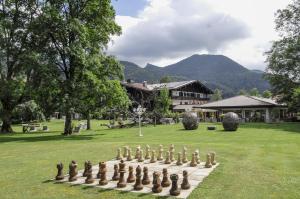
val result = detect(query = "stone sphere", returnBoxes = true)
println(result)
[222,112,239,131]
[182,112,199,130]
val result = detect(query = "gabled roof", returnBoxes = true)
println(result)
[199,95,286,109]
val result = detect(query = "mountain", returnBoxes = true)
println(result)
[121,54,270,97]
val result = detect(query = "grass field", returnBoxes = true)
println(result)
[0,120,299,199]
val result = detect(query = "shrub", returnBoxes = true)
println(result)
[222,112,239,131]
[182,112,199,130]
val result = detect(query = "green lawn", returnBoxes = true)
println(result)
[0,120,299,199]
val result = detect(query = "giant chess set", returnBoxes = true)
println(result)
[53,144,219,198]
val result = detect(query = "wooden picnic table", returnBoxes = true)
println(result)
[22,123,42,133]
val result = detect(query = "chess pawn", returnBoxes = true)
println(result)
[150,150,156,163]
[117,160,126,188]
[68,160,78,182]
[152,171,162,193]
[82,161,89,177]
[145,145,151,159]
[195,150,200,164]
[138,150,144,162]
[142,167,150,185]
[164,151,171,164]
[85,161,94,184]
[134,165,143,190]
[161,168,171,187]
[55,162,64,180]
[112,164,120,181]
[169,174,180,196]
[116,148,123,160]
[127,148,133,161]
[190,153,197,167]
[182,147,188,163]
[205,153,212,168]
[123,146,128,158]
[135,146,141,159]
[99,162,108,185]
[181,170,191,190]
[210,151,217,165]
[157,145,164,161]
[176,152,183,166]
[127,166,135,183]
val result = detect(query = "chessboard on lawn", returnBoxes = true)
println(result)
[54,145,219,199]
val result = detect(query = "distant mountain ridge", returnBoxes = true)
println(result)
[121,54,270,97]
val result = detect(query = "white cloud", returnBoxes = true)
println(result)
[109,0,293,70]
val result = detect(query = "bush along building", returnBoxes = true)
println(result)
[122,80,213,111]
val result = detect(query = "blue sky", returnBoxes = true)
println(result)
[111,0,147,16]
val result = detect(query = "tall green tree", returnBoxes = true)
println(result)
[35,0,122,135]
[0,0,39,133]
[238,89,248,96]
[160,76,172,83]
[154,87,171,116]
[249,88,260,97]
[262,90,272,98]
[211,89,222,101]
[266,0,300,103]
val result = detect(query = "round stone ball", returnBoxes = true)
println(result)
[182,112,199,130]
[222,112,239,131]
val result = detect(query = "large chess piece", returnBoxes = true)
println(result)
[138,150,144,162]
[195,149,200,164]
[182,147,188,163]
[117,160,126,188]
[135,146,141,159]
[169,144,175,161]
[68,160,78,182]
[97,162,101,178]
[85,161,94,184]
[181,170,191,190]
[205,153,212,168]
[142,167,150,185]
[127,166,135,183]
[127,148,133,161]
[157,145,164,161]
[169,174,180,196]
[145,145,151,159]
[176,152,183,166]
[161,168,171,187]
[99,162,108,185]
[150,150,156,163]
[152,171,162,193]
[116,148,123,160]
[164,151,171,164]
[210,151,217,165]
[55,162,64,180]
[133,165,143,190]
[112,164,120,181]
[123,146,128,158]
[190,153,197,167]
[82,161,89,177]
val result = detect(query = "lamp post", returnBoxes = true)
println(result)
[133,105,146,137]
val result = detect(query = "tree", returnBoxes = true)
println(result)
[160,76,172,83]
[154,87,171,116]
[211,89,222,101]
[265,0,300,103]
[0,1,39,133]
[35,0,122,135]
[290,87,300,111]
[249,88,260,96]
[238,89,248,96]
[262,90,272,98]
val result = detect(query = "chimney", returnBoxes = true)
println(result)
[143,81,147,87]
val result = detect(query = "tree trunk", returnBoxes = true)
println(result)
[64,110,73,135]
[87,111,91,130]
[0,108,14,133]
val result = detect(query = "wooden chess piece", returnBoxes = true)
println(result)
[142,167,150,185]
[169,174,180,196]
[181,170,191,190]
[99,162,108,185]
[85,161,94,184]
[68,160,78,182]
[127,166,135,183]
[138,150,144,162]
[152,171,162,193]
[190,153,197,167]
[123,146,128,158]
[164,151,171,164]
[161,168,171,187]
[117,160,126,188]
[195,149,200,164]
[55,162,64,180]
[134,165,143,190]
[97,162,101,178]
[150,150,156,163]
[157,145,164,161]
[182,147,188,163]
[145,145,151,159]
[82,161,89,177]
[127,148,133,161]
[112,164,120,181]
[205,153,212,168]
[169,144,175,161]
[210,151,217,165]
[176,152,183,166]
[135,145,141,159]
[116,148,123,160]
